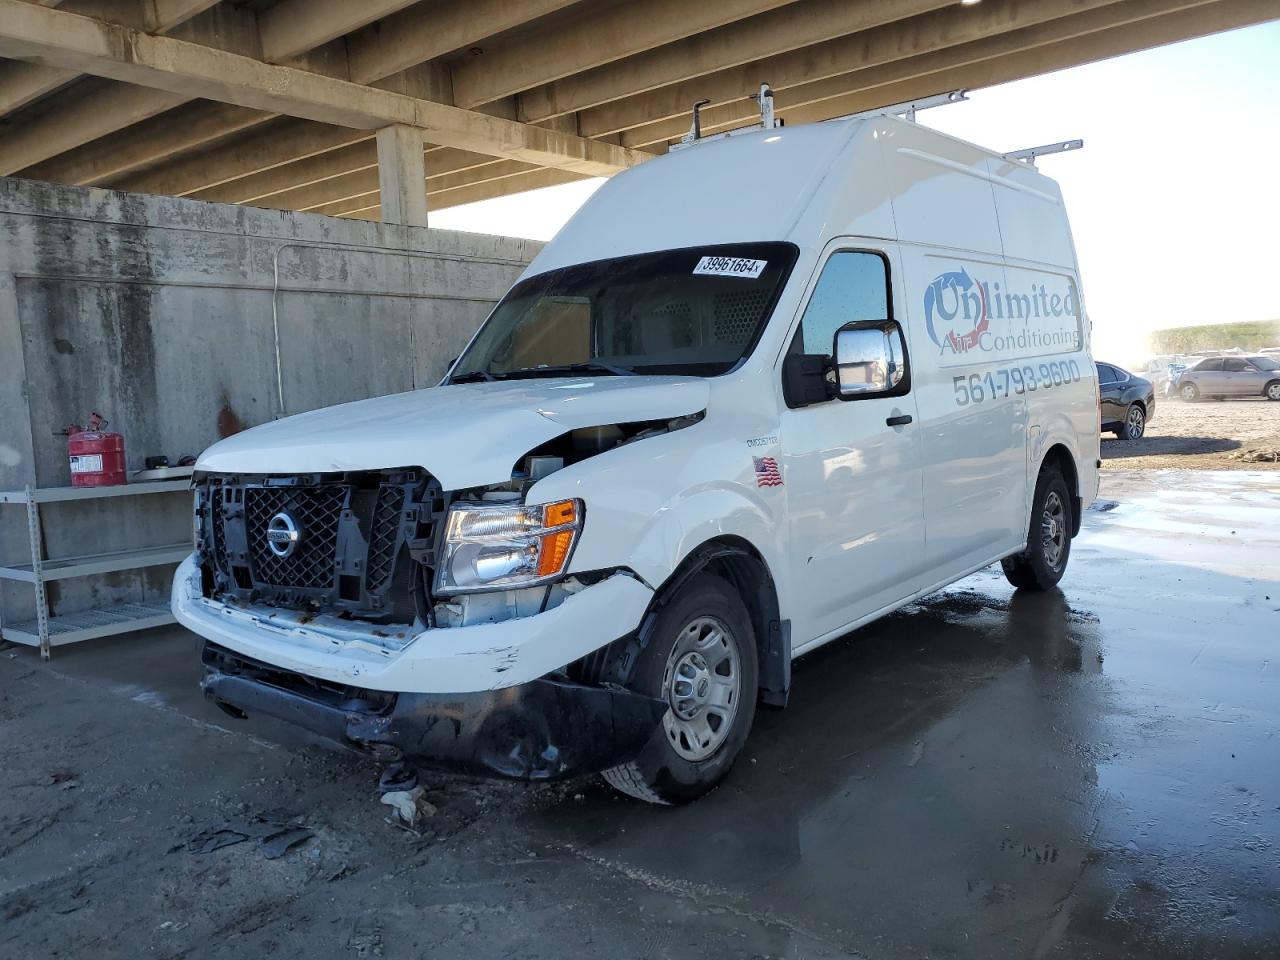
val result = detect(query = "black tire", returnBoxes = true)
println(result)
[1114,403,1145,440]
[1002,468,1073,592]
[1266,381,1280,402]
[1179,382,1199,402]
[602,573,758,805]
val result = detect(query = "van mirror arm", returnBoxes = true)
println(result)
[782,353,835,408]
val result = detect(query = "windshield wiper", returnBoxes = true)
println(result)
[507,361,637,379]
[449,370,499,383]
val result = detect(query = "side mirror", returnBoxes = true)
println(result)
[833,320,907,398]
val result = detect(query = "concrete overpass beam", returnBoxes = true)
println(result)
[0,0,644,175]
[258,0,420,63]
[450,0,798,109]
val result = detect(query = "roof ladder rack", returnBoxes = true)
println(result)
[1003,139,1084,166]
[673,83,782,151]
[831,88,968,124]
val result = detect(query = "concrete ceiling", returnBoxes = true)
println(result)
[0,0,1274,222]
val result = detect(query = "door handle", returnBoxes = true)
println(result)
[886,414,913,427]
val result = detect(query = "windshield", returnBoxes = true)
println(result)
[1247,356,1279,371]
[450,243,798,380]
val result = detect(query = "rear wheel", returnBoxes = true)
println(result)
[1114,403,1145,440]
[1266,381,1280,401]
[602,573,758,804]
[1002,468,1073,592]
[1180,382,1199,401]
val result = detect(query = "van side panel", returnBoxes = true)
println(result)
[897,247,1031,578]
[873,119,1005,257]
[985,157,1078,268]
[986,157,1099,512]
[999,257,1097,517]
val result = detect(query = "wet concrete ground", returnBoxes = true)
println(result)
[2,470,1277,959]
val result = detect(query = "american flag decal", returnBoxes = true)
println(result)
[753,456,783,488]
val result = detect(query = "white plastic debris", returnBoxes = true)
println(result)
[380,786,437,827]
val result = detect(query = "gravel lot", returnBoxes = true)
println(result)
[1102,395,1280,470]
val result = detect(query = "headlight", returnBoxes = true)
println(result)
[434,499,583,595]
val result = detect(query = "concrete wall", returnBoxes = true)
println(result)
[0,177,540,628]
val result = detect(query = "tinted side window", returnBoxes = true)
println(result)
[1095,363,1117,384]
[1197,358,1223,371]
[795,252,890,357]
[1222,358,1248,372]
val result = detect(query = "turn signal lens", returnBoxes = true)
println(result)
[536,529,575,577]
[543,500,577,528]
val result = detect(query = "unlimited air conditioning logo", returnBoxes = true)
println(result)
[922,266,1080,359]
[924,268,988,353]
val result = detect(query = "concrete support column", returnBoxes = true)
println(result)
[375,123,428,227]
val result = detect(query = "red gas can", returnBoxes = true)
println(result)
[66,413,127,487]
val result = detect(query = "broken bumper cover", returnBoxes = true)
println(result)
[170,553,654,693]
[201,641,666,781]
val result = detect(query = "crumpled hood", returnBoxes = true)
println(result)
[196,376,710,490]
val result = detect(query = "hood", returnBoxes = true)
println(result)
[196,376,710,490]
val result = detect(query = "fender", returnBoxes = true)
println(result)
[1030,410,1092,537]
[528,416,789,591]
[645,534,791,708]
[627,485,787,596]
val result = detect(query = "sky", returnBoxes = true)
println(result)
[431,22,1280,362]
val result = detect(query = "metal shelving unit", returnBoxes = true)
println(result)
[0,480,191,659]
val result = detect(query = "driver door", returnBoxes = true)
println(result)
[779,246,926,648]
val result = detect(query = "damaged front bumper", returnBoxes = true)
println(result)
[201,641,666,780]
[170,553,654,693]
[172,552,666,780]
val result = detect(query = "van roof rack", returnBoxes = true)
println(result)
[670,83,783,151]
[828,89,968,124]
[1002,139,1084,166]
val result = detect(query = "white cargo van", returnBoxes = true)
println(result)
[174,112,1099,803]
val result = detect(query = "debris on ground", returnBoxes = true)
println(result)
[180,815,314,859]
[1102,400,1280,470]
[380,785,437,827]
[1228,436,1280,463]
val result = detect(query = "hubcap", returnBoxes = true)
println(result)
[1126,407,1144,438]
[1040,490,1067,571]
[1269,384,1280,400]
[1182,384,1196,400]
[661,616,741,762]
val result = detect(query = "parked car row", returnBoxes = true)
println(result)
[1170,355,1280,402]
[1095,353,1280,443]
[1097,362,1155,439]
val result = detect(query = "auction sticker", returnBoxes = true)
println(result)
[693,256,767,279]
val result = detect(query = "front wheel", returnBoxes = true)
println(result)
[1115,403,1145,440]
[1266,381,1280,401]
[1002,468,1073,591]
[1180,382,1200,401]
[602,573,758,804]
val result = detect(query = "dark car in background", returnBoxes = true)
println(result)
[1172,355,1280,402]
[1097,362,1155,439]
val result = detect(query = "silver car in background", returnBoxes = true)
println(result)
[1173,355,1280,401]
